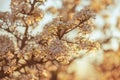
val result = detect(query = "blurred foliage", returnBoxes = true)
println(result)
[0,0,120,80]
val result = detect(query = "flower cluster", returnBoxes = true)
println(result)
[0,0,100,80]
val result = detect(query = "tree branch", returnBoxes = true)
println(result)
[0,27,22,41]
[20,18,29,50]
[28,0,37,15]
[65,17,91,34]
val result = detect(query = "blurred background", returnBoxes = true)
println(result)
[0,0,120,80]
